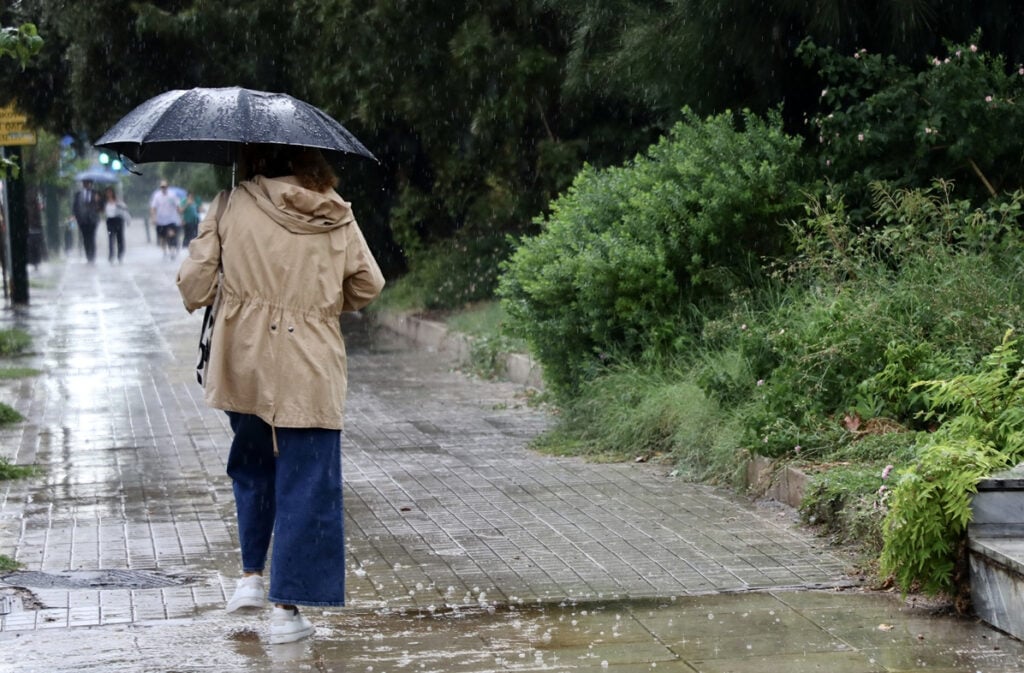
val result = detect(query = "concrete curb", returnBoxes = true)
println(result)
[746,454,810,508]
[372,310,544,389]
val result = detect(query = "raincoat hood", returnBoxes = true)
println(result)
[240,175,354,235]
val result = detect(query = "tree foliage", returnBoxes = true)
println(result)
[3,0,1024,281]
[804,31,1024,213]
[548,0,1024,128]
[0,22,42,67]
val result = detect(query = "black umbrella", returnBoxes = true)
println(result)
[94,87,376,165]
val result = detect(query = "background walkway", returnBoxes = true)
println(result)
[0,221,1019,672]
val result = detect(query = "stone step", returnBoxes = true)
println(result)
[969,463,1024,639]
[977,462,1024,491]
[969,537,1024,639]
[971,463,1024,529]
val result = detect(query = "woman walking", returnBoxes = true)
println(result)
[103,187,129,264]
[176,145,385,644]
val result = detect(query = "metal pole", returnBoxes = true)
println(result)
[0,147,11,302]
[7,145,28,305]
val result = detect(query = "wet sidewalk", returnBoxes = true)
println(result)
[0,222,1021,672]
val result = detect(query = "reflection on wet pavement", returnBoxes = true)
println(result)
[4,591,1024,672]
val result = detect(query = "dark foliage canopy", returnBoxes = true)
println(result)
[2,1,1022,275]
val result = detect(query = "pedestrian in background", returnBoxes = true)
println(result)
[150,180,181,259]
[72,178,102,263]
[180,191,201,249]
[103,187,130,264]
[176,144,385,644]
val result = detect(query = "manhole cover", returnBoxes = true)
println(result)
[1,569,192,590]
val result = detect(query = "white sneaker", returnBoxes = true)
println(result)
[269,606,315,644]
[226,575,267,613]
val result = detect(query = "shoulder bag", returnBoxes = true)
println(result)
[195,190,230,387]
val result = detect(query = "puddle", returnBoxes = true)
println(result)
[2,592,1022,672]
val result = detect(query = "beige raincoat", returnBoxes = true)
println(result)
[176,175,384,430]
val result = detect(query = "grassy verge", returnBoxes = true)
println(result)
[0,367,40,380]
[0,328,30,356]
[0,326,38,577]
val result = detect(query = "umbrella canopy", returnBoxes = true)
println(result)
[75,167,121,184]
[95,87,376,166]
[152,185,187,202]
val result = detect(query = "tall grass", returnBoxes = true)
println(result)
[533,363,746,484]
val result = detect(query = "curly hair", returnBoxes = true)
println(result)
[239,144,337,193]
[288,147,337,193]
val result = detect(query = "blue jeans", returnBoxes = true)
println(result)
[226,412,346,606]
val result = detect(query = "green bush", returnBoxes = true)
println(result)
[0,455,32,480]
[0,403,22,426]
[499,108,809,400]
[881,332,1024,597]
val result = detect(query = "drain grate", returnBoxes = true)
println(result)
[1,569,192,590]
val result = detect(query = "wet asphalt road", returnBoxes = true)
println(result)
[0,221,1021,672]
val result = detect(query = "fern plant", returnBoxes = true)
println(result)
[880,330,1024,596]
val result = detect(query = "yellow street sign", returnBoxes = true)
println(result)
[0,105,27,124]
[0,129,36,145]
[0,105,35,145]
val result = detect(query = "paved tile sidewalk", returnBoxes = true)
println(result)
[1,224,1022,673]
[0,223,853,633]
